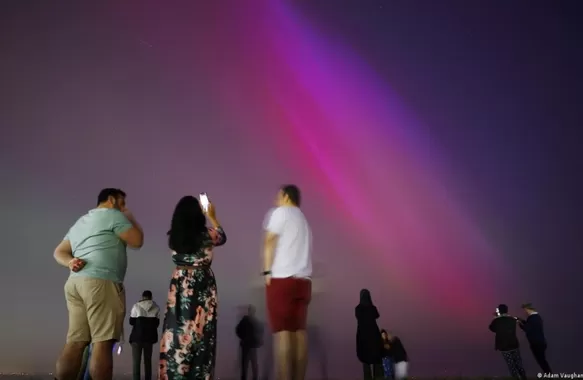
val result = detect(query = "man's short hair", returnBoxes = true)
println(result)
[521,302,535,310]
[281,184,301,206]
[97,188,126,205]
[498,304,508,314]
[142,290,152,299]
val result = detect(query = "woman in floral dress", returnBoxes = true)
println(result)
[159,196,227,380]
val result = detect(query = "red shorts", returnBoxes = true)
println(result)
[266,277,312,333]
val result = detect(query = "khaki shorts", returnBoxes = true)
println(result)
[64,276,126,343]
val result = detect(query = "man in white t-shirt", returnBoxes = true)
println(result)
[262,184,312,380]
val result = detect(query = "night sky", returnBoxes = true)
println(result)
[1,0,582,377]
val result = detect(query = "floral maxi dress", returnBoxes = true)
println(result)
[159,227,227,380]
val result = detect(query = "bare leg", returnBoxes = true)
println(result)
[89,340,115,380]
[56,341,89,380]
[274,331,292,380]
[291,330,308,380]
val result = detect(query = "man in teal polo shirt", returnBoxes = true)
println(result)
[53,188,144,380]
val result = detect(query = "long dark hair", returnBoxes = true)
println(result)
[359,288,374,306]
[168,196,207,253]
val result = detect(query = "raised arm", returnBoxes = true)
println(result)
[113,209,144,249]
[206,203,226,246]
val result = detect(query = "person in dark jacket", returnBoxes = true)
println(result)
[518,303,552,373]
[236,305,262,380]
[380,330,394,379]
[129,290,160,380]
[382,331,408,380]
[489,304,526,379]
[356,289,384,380]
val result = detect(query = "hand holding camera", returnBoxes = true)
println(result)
[199,193,219,226]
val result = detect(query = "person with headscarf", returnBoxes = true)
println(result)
[355,289,384,380]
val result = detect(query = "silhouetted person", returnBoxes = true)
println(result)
[489,304,526,379]
[356,289,384,380]
[129,290,160,380]
[382,331,408,380]
[380,329,394,379]
[236,305,261,380]
[518,303,552,374]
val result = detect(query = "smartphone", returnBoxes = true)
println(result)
[495,308,500,316]
[199,193,209,212]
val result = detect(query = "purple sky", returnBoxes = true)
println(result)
[0,0,581,377]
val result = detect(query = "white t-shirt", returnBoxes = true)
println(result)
[264,206,312,278]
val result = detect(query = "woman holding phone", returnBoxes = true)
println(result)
[159,195,227,380]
